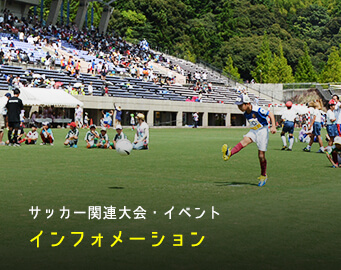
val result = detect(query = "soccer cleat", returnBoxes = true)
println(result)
[316,149,324,153]
[287,148,292,151]
[257,175,268,187]
[303,147,310,152]
[40,142,46,145]
[0,142,5,146]
[281,146,287,150]
[73,145,78,148]
[13,143,21,147]
[222,144,231,161]
[50,143,54,146]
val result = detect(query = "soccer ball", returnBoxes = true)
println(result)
[116,139,133,156]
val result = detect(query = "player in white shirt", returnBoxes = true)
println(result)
[19,125,39,144]
[326,99,338,153]
[332,95,341,136]
[222,94,276,187]
[303,101,325,153]
[97,127,110,149]
[278,101,297,151]
[85,124,99,148]
[133,113,149,150]
[74,104,83,128]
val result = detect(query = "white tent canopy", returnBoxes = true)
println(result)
[19,87,83,107]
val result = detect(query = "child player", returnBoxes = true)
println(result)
[112,124,127,149]
[85,124,99,148]
[222,94,276,187]
[18,124,38,144]
[97,127,110,149]
[40,122,54,145]
[326,136,341,168]
[64,122,79,148]
[84,112,89,128]
[278,101,297,151]
[325,99,338,153]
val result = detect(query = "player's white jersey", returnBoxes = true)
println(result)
[281,109,297,122]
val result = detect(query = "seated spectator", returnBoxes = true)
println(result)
[133,113,149,150]
[64,122,79,148]
[40,122,54,145]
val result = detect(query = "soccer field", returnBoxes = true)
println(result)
[1,127,341,270]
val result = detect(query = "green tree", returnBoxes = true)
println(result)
[251,33,273,83]
[223,55,240,80]
[295,43,317,82]
[268,42,294,83]
[320,46,341,82]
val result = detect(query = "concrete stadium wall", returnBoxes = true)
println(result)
[245,83,284,102]
[0,91,283,127]
[75,95,282,127]
[1,0,39,19]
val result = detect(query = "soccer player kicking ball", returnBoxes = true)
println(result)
[222,94,276,187]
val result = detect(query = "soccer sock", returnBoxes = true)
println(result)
[18,138,26,144]
[306,145,311,150]
[320,146,325,151]
[289,136,294,149]
[332,152,339,164]
[231,142,244,156]
[8,130,12,143]
[281,136,287,146]
[326,146,332,153]
[260,159,267,176]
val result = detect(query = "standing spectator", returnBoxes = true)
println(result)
[7,75,14,91]
[114,104,122,128]
[130,113,135,130]
[75,60,81,76]
[6,89,23,146]
[0,93,11,145]
[84,112,89,128]
[193,112,199,128]
[133,113,149,150]
[332,95,341,136]
[0,49,4,64]
[74,104,83,128]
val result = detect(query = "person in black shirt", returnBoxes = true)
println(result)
[6,88,23,145]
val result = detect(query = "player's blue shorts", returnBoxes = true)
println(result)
[313,122,321,136]
[327,124,338,137]
[282,121,294,134]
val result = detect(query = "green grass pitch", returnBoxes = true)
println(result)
[1,127,341,270]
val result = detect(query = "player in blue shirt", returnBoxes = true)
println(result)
[222,94,276,187]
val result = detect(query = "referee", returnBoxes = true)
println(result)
[6,88,23,146]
